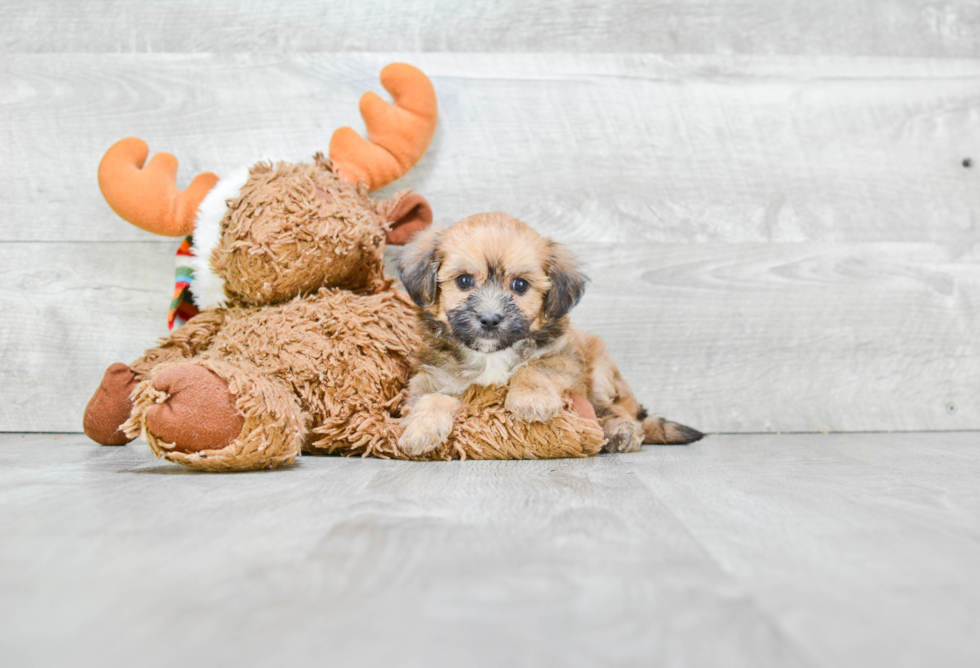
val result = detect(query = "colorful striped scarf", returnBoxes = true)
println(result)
[168,236,201,330]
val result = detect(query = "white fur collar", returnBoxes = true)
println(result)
[187,164,252,309]
[461,347,522,386]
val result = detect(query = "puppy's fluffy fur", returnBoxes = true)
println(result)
[396,212,702,455]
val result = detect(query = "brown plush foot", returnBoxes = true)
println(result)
[145,365,244,453]
[83,363,140,445]
[643,417,704,445]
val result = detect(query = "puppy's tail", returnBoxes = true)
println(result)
[642,416,704,445]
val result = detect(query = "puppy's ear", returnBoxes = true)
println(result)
[397,227,441,307]
[543,241,588,320]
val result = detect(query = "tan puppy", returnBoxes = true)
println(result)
[395,212,702,456]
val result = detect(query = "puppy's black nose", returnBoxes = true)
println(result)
[479,313,502,329]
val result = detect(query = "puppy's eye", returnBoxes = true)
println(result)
[456,274,475,290]
[511,278,530,295]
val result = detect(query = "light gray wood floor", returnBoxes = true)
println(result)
[2,432,978,667]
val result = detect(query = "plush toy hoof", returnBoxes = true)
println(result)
[83,363,139,445]
[144,365,245,453]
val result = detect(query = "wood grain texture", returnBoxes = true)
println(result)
[0,242,173,432]
[629,432,980,668]
[4,240,978,433]
[1,0,978,57]
[569,240,980,433]
[0,434,811,668]
[2,432,978,667]
[1,53,978,244]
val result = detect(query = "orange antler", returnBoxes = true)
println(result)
[330,63,438,191]
[97,137,219,237]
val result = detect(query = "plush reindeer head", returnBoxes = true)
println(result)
[97,63,437,317]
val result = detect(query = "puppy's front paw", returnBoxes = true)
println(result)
[602,420,644,453]
[505,388,564,423]
[398,393,459,456]
[399,414,453,456]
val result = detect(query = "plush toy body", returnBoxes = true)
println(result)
[121,289,419,470]
[83,64,605,471]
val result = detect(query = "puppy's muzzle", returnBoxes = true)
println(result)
[448,286,529,351]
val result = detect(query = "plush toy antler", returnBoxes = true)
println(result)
[98,63,436,237]
[97,138,219,237]
[329,63,438,191]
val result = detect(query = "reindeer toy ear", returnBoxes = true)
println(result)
[385,193,433,246]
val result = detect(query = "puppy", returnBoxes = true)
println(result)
[395,212,703,456]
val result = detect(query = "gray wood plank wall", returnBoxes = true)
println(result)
[1,3,978,433]
[3,1,978,57]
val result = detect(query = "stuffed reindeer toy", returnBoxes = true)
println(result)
[83,63,607,471]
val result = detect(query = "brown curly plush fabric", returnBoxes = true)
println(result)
[393,386,605,461]
[216,156,391,305]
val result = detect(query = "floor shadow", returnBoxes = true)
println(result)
[126,461,301,475]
